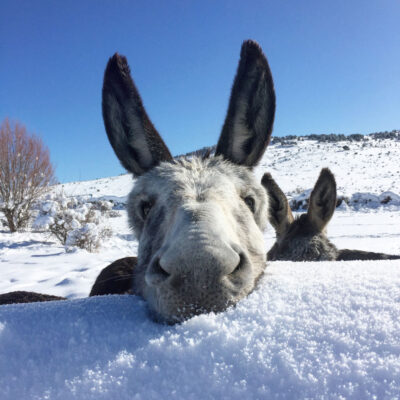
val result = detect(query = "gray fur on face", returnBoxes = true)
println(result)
[128,156,268,323]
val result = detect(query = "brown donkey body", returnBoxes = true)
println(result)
[89,257,137,296]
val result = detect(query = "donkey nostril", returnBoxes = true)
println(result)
[154,258,170,278]
[230,253,247,276]
[146,257,170,286]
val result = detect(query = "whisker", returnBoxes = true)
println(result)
[93,274,133,285]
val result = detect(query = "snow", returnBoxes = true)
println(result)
[1,262,400,399]
[1,136,400,398]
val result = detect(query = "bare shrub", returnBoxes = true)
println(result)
[0,118,55,232]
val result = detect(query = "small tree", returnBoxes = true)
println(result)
[0,118,55,232]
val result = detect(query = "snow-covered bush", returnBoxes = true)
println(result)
[351,191,400,208]
[34,193,112,252]
[289,189,312,210]
[65,222,112,253]
[108,210,120,218]
[288,188,399,211]
[86,199,121,218]
[89,199,113,214]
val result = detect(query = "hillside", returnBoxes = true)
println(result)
[59,133,400,204]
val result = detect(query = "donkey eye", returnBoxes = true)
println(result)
[140,200,153,219]
[244,196,255,213]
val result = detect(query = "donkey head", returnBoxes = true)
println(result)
[263,168,339,261]
[102,40,275,323]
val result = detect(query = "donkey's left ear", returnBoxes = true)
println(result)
[215,40,276,166]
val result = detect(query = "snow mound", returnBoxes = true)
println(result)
[1,261,400,399]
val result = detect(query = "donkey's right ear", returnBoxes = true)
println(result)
[307,168,337,232]
[261,173,294,236]
[102,54,172,176]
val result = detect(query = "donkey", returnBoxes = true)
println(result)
[100,40,275,323]
[0,41,276,322]
[263,168,400,261]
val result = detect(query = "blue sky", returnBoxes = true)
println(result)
[1,1,399,183]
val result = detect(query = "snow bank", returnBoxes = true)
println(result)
[1,261,400,400]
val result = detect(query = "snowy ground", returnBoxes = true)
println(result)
[1,136,400,399]
[1,259,400,399]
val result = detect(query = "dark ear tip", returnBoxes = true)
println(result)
[241,39,263,53]
[319,168,336,185]
[240,40,268,66]
[261,172,274,185]
[110,52,126,63]
[105,53,130,77]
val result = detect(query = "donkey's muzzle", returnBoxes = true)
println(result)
[144,241,252,293]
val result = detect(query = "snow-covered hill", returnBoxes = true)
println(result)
[1,134,400,399]
[261,135,400,200]
[59,135,400,205]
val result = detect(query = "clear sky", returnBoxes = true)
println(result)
[1,1,399,183]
